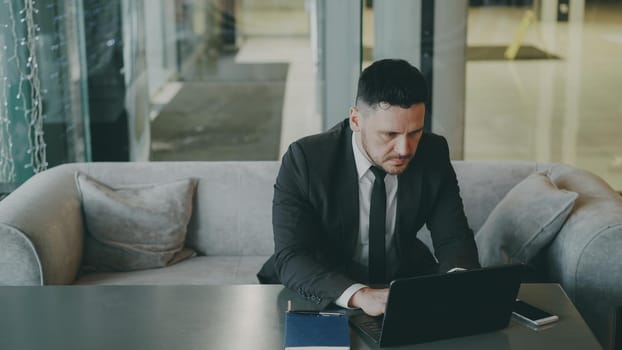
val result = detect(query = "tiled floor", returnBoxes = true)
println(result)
[160,3,622,190]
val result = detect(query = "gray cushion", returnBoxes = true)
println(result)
[75,172,197,271]
[476,171,578,267]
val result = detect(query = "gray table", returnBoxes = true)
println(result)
[0,283,602,349]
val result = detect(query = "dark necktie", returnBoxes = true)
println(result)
[369,166,387,284]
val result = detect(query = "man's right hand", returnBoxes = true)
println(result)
[348,287,389,316]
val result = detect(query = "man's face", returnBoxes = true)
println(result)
[349,102,425,175]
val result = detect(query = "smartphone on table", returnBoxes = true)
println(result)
[512,299,559,327]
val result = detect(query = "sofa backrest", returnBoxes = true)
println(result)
[68,160,563,257]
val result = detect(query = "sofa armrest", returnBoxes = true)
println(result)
[0,164,84,285]
[545,165,622,349]
[0,223,43,285]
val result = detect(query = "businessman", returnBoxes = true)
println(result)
[258,59,480,316]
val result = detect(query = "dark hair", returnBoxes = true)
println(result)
[355,59,428,109]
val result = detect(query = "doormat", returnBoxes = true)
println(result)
[151,62,287,161]
[467,45,561,60]
[362,45,560,62]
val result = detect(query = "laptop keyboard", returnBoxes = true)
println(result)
[351,314,384,342]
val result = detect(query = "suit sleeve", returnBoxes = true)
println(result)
[426,137,481,272]
[272,143,355,304]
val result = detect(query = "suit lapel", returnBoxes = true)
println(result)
[337,128,360,259]
[396,161,423,251]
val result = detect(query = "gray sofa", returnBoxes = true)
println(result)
[1,161,621,348]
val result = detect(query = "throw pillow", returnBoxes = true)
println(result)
[75,172,197,272]
[475,171,578,267]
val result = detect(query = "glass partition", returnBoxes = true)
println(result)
[0,0,90,189]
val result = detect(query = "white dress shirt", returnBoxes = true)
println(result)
[334,134,399,308]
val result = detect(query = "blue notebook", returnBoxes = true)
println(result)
[284,311,350,349]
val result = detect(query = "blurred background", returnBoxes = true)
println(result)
[1,0,620,193]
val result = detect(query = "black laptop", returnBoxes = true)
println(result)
[350,264,525,347]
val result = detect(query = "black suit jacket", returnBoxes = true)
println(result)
[258,119,480,305]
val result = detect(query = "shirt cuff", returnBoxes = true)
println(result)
[335,283,368,309]
[447,267,467,273]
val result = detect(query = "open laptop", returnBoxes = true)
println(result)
[350,264,525,347]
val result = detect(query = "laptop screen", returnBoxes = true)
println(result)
[352,264,525,347]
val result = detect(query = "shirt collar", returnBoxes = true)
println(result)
[352,132,374,181]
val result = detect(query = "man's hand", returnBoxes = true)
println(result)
[348,287,389,316]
